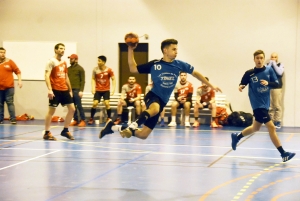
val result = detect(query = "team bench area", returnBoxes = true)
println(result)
[81,92,226,125]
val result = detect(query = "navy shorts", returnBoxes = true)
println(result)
[94,91,110,102]
[176,100,192,109]
[143,91,167,130]
[125,99,135,107]
[253,108,271,124]
[49,90,73,107]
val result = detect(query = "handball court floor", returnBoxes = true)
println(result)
[0,120,299,201]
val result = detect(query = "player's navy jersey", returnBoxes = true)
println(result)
[137,59,194,104]
[240,66,278,110]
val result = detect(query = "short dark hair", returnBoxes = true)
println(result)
[98,55,107,62]
[161,39,178,53]
[253,50,265,58]
[0,47,6,51]
[179,71,187,75]
[54,43,65,50]
[128,75,136,78]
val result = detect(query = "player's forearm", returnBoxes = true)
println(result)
[128,48,138,73]
[268,82,280,88]
[111,77,116,92]
[192,70,214,88]
[186,93,193,102]
[91,79,96,90]
[44,73,52,91]
[16,73,22,82]
[80,71,85,91]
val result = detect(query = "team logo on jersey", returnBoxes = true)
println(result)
[158,72,177,89]
[4,65,10,68]
[257,86,268,93]
[59,66,64,72]
[161,76,175,81]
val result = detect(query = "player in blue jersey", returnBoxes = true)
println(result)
[100,38,222,139]
[231,50,295,162]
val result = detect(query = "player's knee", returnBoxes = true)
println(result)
[135,101,141,106]
[184,102,191,108]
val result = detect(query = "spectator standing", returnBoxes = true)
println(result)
[68,54,86,127]
[0,47,22,124]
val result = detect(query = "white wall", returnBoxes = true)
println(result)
[0,0,299,126]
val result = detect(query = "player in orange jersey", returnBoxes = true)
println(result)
[114,75,142,124]
[0,47,22,124]
[192,77,222,128]
[88,56,116,124]
[168,72,193,127]
[43,43,76,141]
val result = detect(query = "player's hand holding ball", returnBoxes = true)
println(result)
[125,33,139,48]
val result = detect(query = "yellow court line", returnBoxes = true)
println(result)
[199,172,259,201]
[271,189,300,201]
[0,141,17,146]
[246,174,300,201]
[199,164,300,201]
[285,133,294,142]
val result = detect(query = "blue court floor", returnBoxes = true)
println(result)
[0,120,299,201]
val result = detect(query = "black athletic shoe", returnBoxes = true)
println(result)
[61,131,75,140]
[281,152,296,162]
[10,118,17,124]
[0,121,3,124]
[231,133,240,151]
[99,119,114,139]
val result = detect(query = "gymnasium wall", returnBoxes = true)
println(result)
[0,0,299,126]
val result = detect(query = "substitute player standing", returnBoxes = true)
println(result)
[88,56,116,124]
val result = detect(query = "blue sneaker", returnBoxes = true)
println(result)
[231,133,240,151]
[160,119,165,127]
[281,152,296,162]
[275,121,281,129]
[99,119,114,139]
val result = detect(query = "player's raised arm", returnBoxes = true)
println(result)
[192,70,222,93]
[127,46,138,73]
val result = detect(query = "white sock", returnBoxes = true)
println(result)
[171,116,176,122]
[112,125,122,132]
[185,116,189,122]
[129,122,138,130]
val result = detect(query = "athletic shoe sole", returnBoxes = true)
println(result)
[99,119,114,139]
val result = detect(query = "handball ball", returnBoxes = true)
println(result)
[124,33,139,47]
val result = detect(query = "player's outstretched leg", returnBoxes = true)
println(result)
[281,152,296,163]
[99,119,114,139]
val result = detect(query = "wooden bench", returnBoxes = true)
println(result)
[81,92,226,125]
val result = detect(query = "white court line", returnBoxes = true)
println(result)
[1,140,300,152]
[1,147,299,162]
[0,150,60,171]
